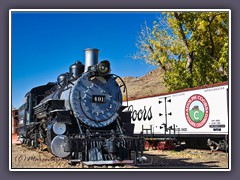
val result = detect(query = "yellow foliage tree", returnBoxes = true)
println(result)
[133,12,229,90]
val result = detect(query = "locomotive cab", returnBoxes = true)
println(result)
[17,82,56,144]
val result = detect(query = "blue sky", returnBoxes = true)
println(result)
[11,11,161,108]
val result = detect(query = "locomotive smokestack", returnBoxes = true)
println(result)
[84,48,99,72]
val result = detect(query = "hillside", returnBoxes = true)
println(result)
[119,67,167,99]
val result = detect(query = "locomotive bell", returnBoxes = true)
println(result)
[84,48,99,72]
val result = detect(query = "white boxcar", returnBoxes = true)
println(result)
[123,82,228,138]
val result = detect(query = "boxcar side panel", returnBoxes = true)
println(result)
[124,84,228,136]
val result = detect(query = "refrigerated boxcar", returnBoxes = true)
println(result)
[124,82,229,150]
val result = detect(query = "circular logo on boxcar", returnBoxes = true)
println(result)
[185,94,210,128]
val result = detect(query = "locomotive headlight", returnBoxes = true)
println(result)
[97,60,110,74]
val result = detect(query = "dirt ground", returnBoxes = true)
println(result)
[11,144,229,170]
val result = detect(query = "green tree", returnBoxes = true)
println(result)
[134,12,229,91]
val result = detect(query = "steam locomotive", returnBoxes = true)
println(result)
[17,48,144,166]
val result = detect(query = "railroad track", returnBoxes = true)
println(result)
[12,144,228,169]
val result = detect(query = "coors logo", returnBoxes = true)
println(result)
[185,94,210,128]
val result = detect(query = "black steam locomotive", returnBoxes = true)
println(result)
[17,48,144,166]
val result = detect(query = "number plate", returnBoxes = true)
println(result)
[92,95,106,103]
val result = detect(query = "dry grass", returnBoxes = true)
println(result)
[11,144,228,169]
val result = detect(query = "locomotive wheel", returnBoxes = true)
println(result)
[144,141,150,151]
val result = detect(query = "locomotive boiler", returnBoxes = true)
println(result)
[17,48,144,165]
